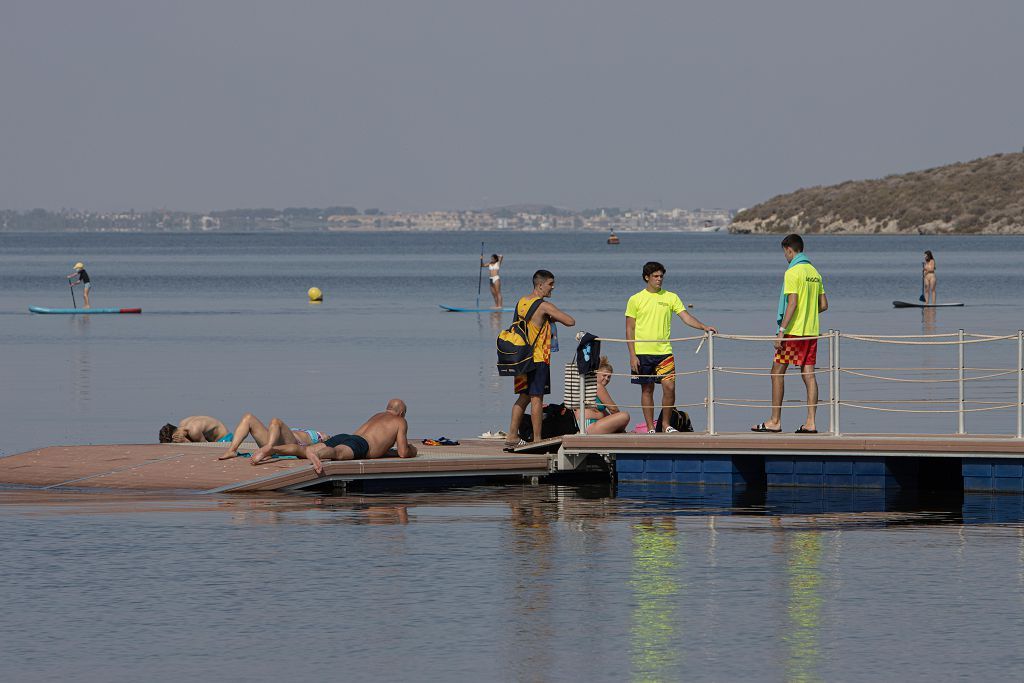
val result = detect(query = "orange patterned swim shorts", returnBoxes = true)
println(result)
[774,335,817,366]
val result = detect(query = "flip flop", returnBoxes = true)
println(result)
[503,439,527,452]
[795,426,818,434]
[751,422,783,433]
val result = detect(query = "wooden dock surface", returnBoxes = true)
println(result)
[0,440,551,493]
[7,432,1024,495]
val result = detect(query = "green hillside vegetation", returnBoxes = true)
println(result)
[731,152,1024,234]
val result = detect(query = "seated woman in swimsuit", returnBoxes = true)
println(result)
[218,412,328,461]
[576,356,631,434]
[481,253,504,308]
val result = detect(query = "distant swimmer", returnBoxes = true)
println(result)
[68,262,92,308]
[248,399,417,474]
[482,253,504,308]
[923,250,937,305]
[218,413,328,460]
[159,416,230,443]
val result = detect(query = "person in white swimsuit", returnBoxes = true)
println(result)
[482,253,504,308]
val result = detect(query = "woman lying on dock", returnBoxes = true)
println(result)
[219,413,328,460]
[576,357,631,434]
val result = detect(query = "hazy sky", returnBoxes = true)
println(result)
[2,0,1022,212]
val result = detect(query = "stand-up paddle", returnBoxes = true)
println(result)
[476,241,484,309]
[68,278,77,308]
[919,262,925,302]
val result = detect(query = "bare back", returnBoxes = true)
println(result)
[179,415,228,442]
[353,412,410,457]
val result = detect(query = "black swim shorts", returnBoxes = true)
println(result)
[514,363,551,396]
[323,433,370,459]
[631,354,676,385]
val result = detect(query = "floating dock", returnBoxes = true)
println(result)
[4,432,1024,494]
[562,432,1024,492]
[0,440,563,494]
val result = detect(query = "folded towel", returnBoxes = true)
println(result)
[778,253,811,326]
[237,452,299,460]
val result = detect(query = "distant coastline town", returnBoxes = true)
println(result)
[0,206,734,233]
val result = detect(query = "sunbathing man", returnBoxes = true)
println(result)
[249,399,418,475]
[218,413,328,460]
[159,416,230,443]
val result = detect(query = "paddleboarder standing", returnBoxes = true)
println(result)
[68,262,92,308]
[482,253,504,308]
[923,250,937,305]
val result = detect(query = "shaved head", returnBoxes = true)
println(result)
[386,398,407,416]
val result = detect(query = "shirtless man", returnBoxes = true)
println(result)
[159,416,230,443]
[218,413,328,460]
[248,399,418,475]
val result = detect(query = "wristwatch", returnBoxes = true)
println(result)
[777,326,785,334]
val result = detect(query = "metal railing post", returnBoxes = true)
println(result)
[833,330,841,436]
[1017,330,1023,439]
[578,366,588,435]
[706,331,716,436]
[957,328,965,435]
[828,329,835,435]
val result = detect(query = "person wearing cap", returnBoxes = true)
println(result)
[68,262,92,308]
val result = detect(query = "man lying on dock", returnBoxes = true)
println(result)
[218,413,328,460]
[159,416,231,443]
[248,399,418,475]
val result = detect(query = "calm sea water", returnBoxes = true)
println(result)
[2,231,1024,455]
[2,231,1024,681]
[1,486,1024,682]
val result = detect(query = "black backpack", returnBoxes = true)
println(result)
[655,408,694,433]
[496,299,544,376]
[518,403,580,441]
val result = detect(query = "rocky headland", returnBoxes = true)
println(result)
[731,152,1024,234]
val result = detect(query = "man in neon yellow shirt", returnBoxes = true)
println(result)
[626,261,717,433]
[752,234,828,434]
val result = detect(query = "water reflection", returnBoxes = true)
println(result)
[784,531,824,683]
[630,517,681,682]
[507,493,556,679]
[71,316,91,409]
[921,307,936,334]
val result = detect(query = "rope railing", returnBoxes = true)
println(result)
[574,328,1024,438]
[841,334,1017,345]
[840,369,1017,383]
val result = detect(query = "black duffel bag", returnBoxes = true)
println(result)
[518,403,579,441]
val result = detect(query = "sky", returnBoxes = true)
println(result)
[1,0,1022,212]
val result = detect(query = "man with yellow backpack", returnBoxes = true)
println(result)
[500,269,575,450]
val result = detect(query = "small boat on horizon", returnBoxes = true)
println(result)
[607,231,620,245]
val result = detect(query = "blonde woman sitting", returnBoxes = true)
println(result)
[578,357,631,434]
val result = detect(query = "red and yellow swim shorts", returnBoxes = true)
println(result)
[774,335,818,366]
